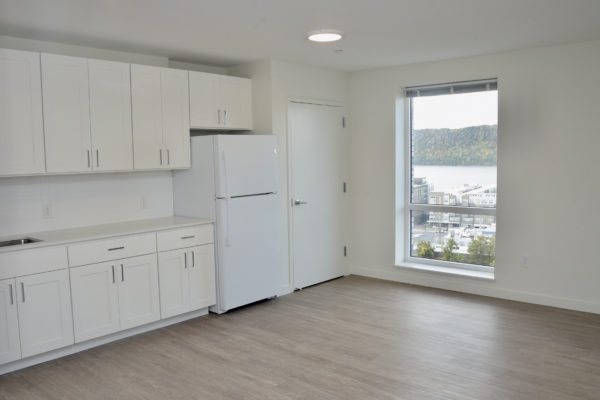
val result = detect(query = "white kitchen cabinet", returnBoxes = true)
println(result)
[0,49,45,176]
[0,279,21,364]
[71,254,160,341]
[42,54,92,173]
[131,65,190,170]
[188,245,216,311]
[158,249,190,318]
[88,59,133,171]
[219,75,252,130]
[158,244,215,318]
[189,71,252,130]
[70,262,120,342]
[16,270,74,358]
[117,254,160,330]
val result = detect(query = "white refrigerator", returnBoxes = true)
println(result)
[173,135,281,313]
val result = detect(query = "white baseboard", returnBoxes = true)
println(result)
[350,265,600,315]
[1,308,209,375]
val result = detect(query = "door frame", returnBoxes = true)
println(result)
[286,97,345,290]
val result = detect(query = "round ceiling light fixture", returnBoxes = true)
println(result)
[307,30,343,43]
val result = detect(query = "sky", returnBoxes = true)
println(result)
[412,91,498,130]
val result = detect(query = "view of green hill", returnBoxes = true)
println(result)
[413,125,497,166]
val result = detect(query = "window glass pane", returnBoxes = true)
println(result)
[410,210,496,267]
[411,91,497,207]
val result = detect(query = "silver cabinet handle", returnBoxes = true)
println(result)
[191,251,195,268]
[218,110,221,125]
[224,110,227,125]
[293,199,308,206]
[108,246,124,251]
[112,265,116,284]
[181,235,195,240]
[159,149,163,165]
[96,150,100,168]
[121,264,124,282]
[21,282,25,303]
[87,150,91,168]
[167,149,170,165]
[184,252,188,269]
[9,284,13,305]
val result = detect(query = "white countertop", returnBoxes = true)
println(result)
[0,216,213,254]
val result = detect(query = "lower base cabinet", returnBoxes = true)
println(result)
[17,270,74,358]
[0,279,21,364]
[71,254,160,343]
[158,244,216,319]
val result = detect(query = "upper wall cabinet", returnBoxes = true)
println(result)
[189,72,252,130]
[131,65,190,170]
[42,54,92,173]
[0,49,45,176]
[88,59,133,171]
[42,55,134,173]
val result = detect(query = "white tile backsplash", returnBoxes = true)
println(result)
[0,171,174,236]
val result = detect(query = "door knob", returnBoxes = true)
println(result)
[293,199,308,206]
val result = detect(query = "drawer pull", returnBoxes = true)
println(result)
[108,246,125,251]
[181,235,195,240]
[9,284,14,305]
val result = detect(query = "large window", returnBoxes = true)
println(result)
[404,79,497,272]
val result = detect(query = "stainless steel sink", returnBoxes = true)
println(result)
[0,237,42,247]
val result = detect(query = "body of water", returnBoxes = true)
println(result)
[413,165,497,193]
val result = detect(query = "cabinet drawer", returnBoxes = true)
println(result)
[68,233,156,266]
[0,246,68,280]
[157,225,213,252]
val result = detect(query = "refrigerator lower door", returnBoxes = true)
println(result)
[213,194,281,313]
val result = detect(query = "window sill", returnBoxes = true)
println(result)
[395,262,495,281]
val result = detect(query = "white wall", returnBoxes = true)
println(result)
[0,172,174,237]
[348,39,600,313]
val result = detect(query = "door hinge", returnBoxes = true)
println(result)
[343,181,347,193]
[344,245,347,257]
[342,117,346,128]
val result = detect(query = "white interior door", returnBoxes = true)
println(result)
[289,101,347,289]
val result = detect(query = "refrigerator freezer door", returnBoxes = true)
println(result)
[215,194,280,312]
[214,135,278,198]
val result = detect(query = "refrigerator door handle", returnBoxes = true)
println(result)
[222,151,232,246]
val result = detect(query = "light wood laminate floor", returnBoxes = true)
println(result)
[1,275,600,400]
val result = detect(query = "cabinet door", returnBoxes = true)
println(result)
[0,279,21,364]
[42,53,92,173]
[131,64,163,170]
[161,68,190,169]
[219,75,252,130]
[189,71,220,129]
[70,262,120,343]
[0,49,45,175]
[16,270,74,358]
[188,245,216,311]
[117,254,160,330]
[89,59,133,171]
[158,249,190,318]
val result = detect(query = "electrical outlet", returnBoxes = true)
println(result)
[140,197,147,210]
[42,204,53,219]
[520,254,529,268]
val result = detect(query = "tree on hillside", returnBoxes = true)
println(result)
[416,241,435,259]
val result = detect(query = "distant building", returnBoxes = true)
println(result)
[412,177,429,204]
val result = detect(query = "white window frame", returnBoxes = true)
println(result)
[403,89,497,274]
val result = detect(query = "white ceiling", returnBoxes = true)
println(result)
[1,0,600,71]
